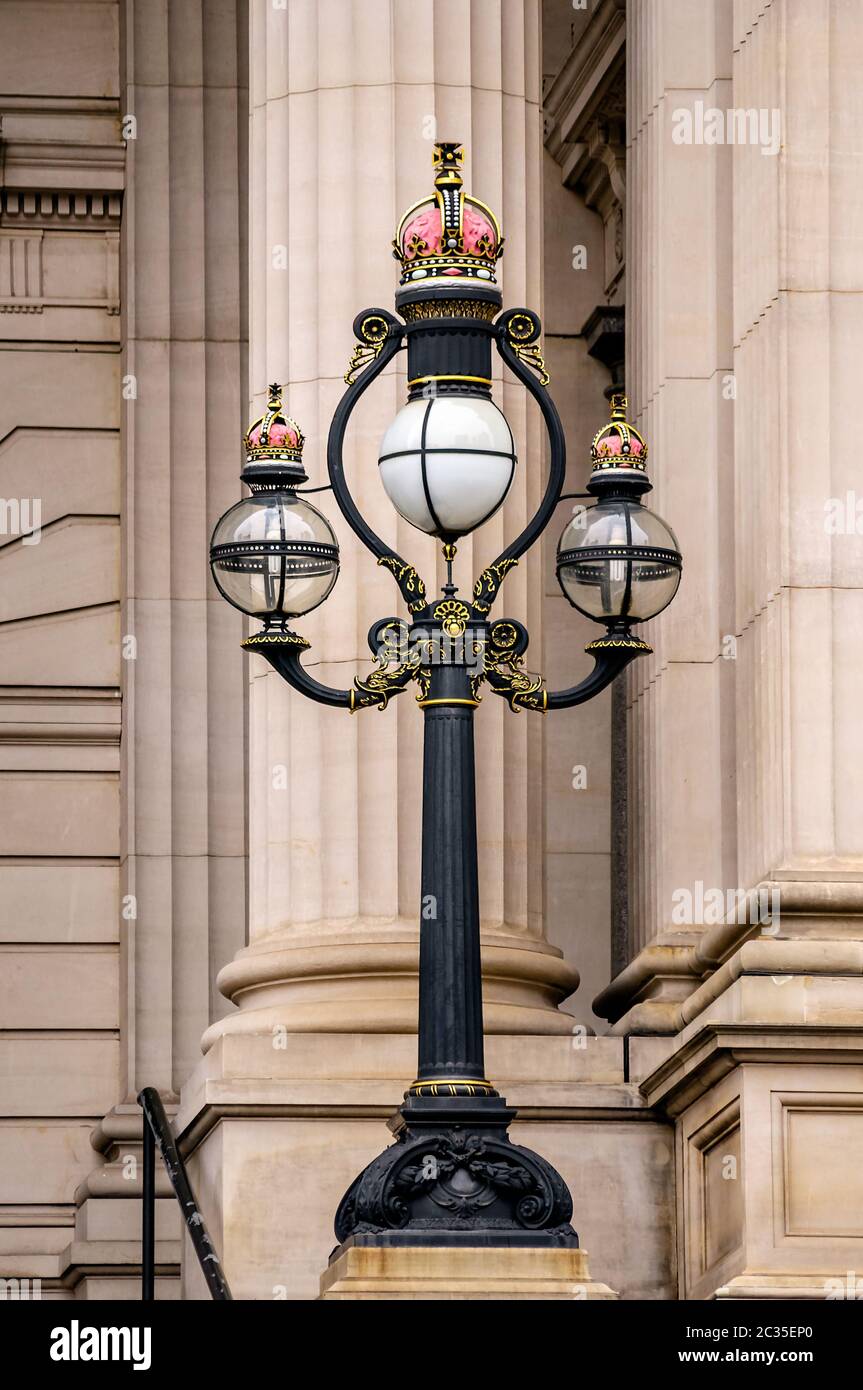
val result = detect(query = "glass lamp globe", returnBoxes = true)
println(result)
[378,395,516,540]
[556,497,681,624]
[210,491,339,621]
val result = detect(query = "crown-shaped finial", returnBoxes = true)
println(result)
[392,141,503,289]
[590,394,648,473]
[242,383,307,490]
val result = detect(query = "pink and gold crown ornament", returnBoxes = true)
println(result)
[589,394,649,482]
[242,383,307,489]
[393,142,503,288]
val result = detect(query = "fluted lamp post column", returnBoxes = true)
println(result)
[210,144,682,1276]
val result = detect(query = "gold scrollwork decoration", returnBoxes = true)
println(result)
[377,554,428,614]
[503,311,549,386]
[485,662,547,713]
[472,556,518,614]
[513,341,549,386]
[344,314,391,385]
[483,624,547,713]
[374,619,410,664]
[469,669,486,704]
[413,665,432,703]
[352,632,420,713]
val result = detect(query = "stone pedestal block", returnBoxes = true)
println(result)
[319,1243,618,1301]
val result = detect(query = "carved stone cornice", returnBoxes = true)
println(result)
[0,98,124,196]
[1,189,122,231]
[0,99,124,326]
[544,0,625,163]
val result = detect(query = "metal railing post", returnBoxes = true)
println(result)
[142,1113,155,1301]
[137,1087,232,1301]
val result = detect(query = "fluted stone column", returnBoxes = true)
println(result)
[203,0,577,1053]
[541,0,628,1024]
[732,0,863,916]
[119,0,248,1093]
[71,0,249,1297]
[600,0,863,1302]
[595,0,863,1021]
[623,0,734,968]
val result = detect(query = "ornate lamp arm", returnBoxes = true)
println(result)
[328,310,431,619]
[544,644,643,709]
[242,619,419,714]
[471,308,566,617]
[481,619,649,712]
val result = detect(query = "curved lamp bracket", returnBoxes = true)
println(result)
[471,309,566,619]
[482,619,647,713]
[250,305,649,716]
[242,619,421,714]
[328,309,431,619]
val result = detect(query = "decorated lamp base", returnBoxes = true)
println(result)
[333,1094,578,1251]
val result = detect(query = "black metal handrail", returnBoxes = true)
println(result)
[137,1086,232,1301]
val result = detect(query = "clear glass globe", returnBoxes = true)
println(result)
[378,395,516,539]
[557,497,681,623]
[210,492,339,619]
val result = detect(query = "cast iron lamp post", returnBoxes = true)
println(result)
[210,143,681,1253]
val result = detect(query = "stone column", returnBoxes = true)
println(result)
[541,0,627,1024]
[203,0,577,1055]
[71,0,249,1297]
[596,0,863,1024]
[602,0,863,1302]
[593,0,736,1023]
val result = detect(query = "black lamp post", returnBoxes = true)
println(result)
[211,143,681,1254]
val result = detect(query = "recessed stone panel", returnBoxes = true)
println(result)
[784,1104,863,1238]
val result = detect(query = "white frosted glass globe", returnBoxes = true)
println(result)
[378,395,517,539]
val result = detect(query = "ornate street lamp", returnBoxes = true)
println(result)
[211,143,681,1254]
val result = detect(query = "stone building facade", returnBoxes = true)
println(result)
[1,0,861,1300]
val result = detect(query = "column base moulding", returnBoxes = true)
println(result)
[598,930,863,1037]
[594,878,863,1031]
[318,1242,618,1300]
[204,925,579,1052]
